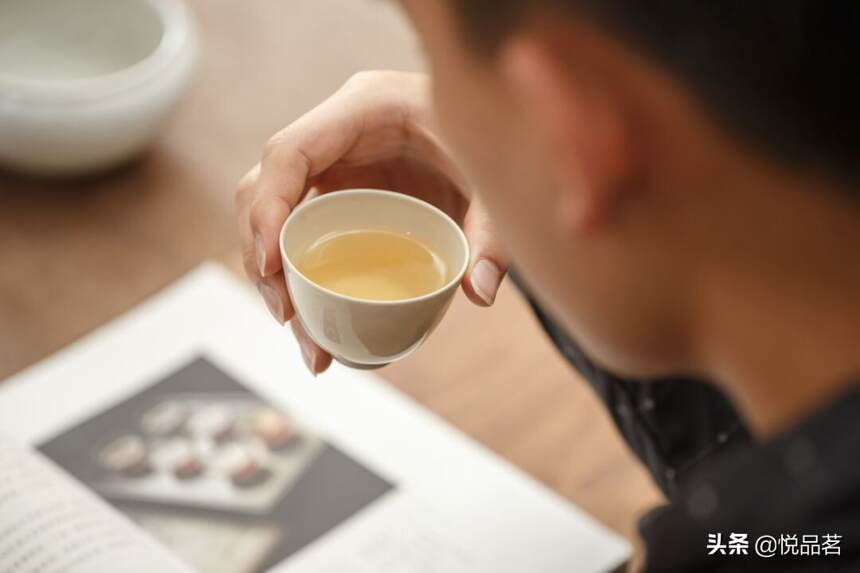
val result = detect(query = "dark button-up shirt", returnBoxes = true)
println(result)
[642,390,860,571]
[520,288,859,571]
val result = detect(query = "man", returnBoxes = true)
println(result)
[236,1,860,570]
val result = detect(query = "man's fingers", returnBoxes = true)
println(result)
[469,258,506,306]
[237,164,262,280]
[250,91,368,277]
[235,163,261,210]
[461,199,509,307]
[248,194,292,277]
[257,274,295,325]
[290,320,333,376]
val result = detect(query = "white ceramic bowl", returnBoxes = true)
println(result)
[0,0,197,175]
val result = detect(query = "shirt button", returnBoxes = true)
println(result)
[616,402,632,418]
[716,431,729,444]
[640,397,656,412]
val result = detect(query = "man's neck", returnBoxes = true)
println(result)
[694,174,860,439]
[706,286,860,439]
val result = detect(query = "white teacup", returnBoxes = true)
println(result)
[280,189,469,369]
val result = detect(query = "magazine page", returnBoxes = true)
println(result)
[0,263,630,573]
[0,435,190,573]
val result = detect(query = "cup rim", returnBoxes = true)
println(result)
[279,189,471,306]
[0,0,196,105]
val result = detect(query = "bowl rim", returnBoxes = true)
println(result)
[0,0,196,105]
[280,189,472,307]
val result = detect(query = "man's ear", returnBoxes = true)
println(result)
[499,35,638,235]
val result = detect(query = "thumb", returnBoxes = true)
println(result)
[461,199,509,307]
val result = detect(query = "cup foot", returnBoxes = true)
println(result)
[333,355,391,370]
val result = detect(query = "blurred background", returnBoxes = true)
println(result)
[0,0,661,553]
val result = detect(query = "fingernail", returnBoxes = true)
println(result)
[258,282,284,324]
[471,259,503,306]
[255,233,267,276]
[299,337,318,376]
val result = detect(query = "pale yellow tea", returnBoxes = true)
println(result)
[296,230,448,301]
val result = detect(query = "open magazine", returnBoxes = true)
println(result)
[0,264,630,573]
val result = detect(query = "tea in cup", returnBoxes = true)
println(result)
[279,189,469,368]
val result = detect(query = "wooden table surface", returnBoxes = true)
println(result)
[0,0,662,565]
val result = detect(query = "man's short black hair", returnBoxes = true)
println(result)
[452,1,860,187]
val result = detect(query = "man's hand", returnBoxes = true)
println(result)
[236,71,508,375]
